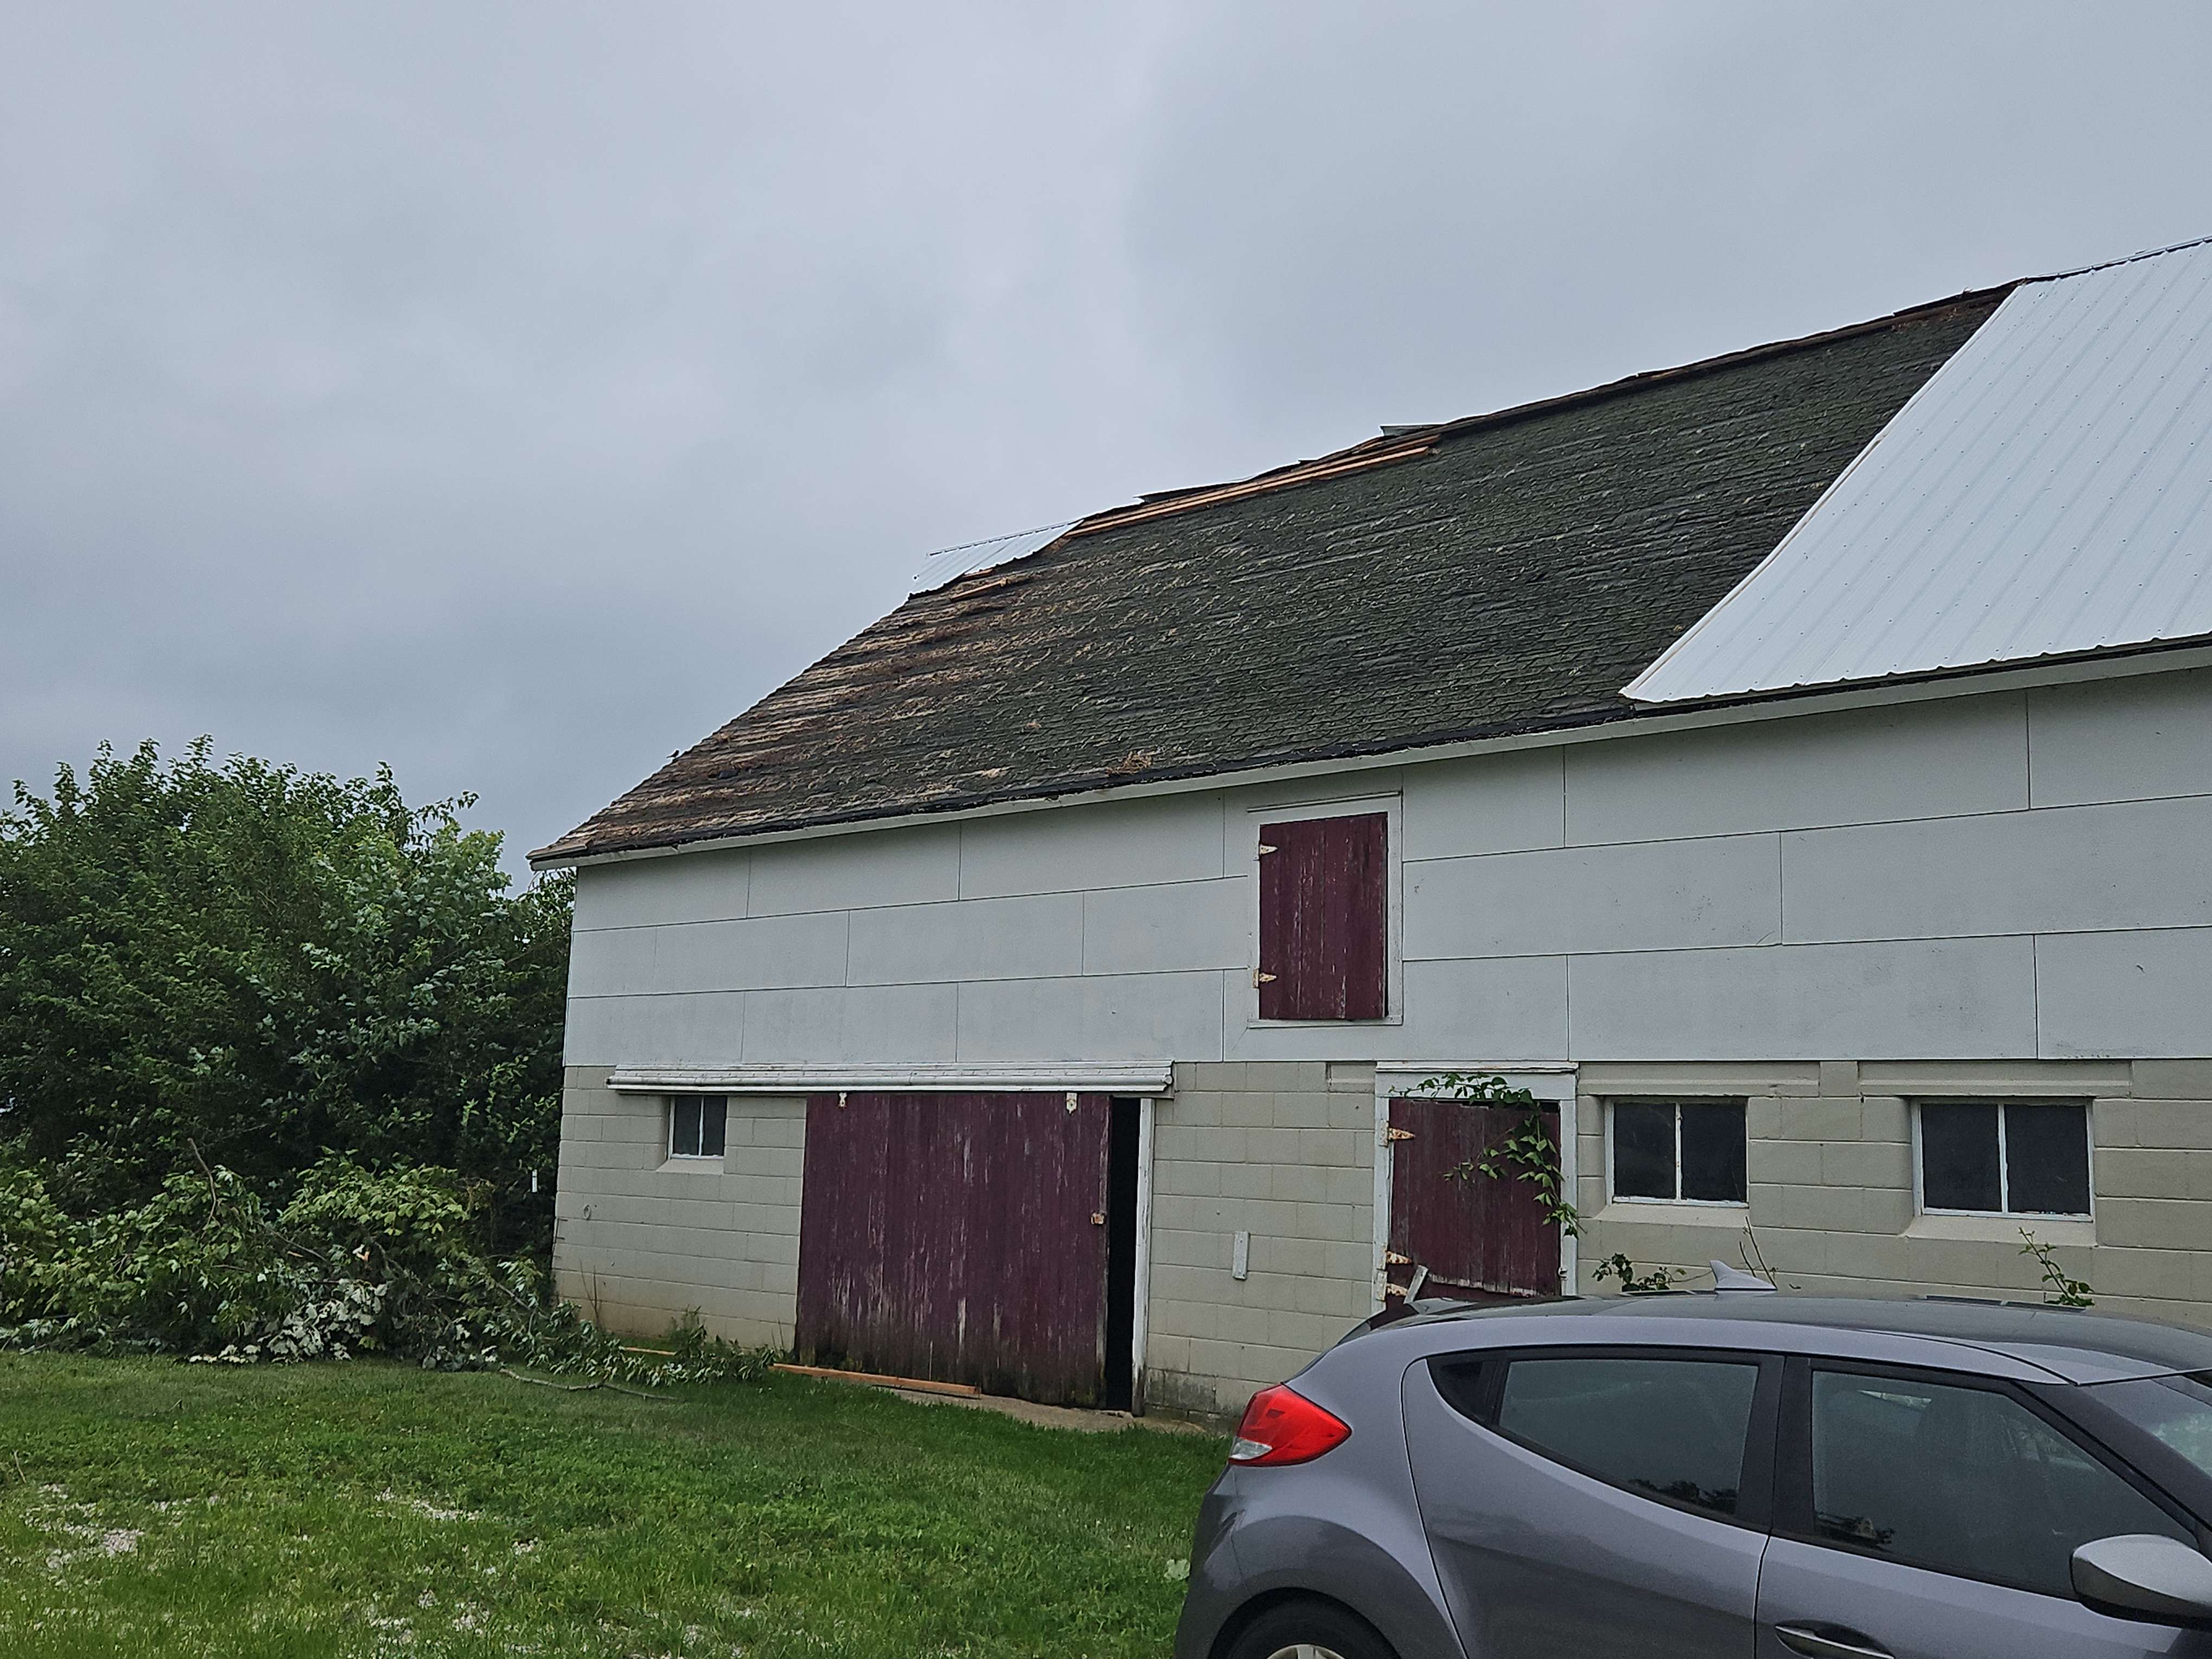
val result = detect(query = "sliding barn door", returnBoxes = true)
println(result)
[794,1092,1114,1405]
[1385,1094,1562,1304]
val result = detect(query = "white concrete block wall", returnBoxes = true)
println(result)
[563,666,2212,1069]
[1144,1061,1377,1420]
[551,1067,806,1347]
[1569,1059,2212,1330]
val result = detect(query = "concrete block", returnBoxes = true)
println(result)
[1860,1096,1909,1142]
[2098,1147,2193,1201]
[1748,1140,1824,1185]
[1819,1062,1861,1098]
[1269,1164,1328,1204]
[1779,1098,1863,1141]
[2133,1062,2212,1099]
[2096,1199,2212,1253]
[2104,1101,2212,1151]
[1271,1091,1335,1130]
[1819,1140,1911,1192]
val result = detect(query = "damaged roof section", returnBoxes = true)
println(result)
[533,288,2007,866]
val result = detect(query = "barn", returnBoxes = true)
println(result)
[532,236,2212,1421]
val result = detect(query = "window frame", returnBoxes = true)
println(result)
[1605,1098,1750,1208]
[1772,1355,2198,1599]
[1242,793,1403,1028]
[1911,1098,2094,1220]
[1428,1343,1783,1533]
[666,1093,728,1162]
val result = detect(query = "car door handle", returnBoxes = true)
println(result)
[1773,1624,1894,1659]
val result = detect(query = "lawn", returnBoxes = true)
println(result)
[0,1355,1227,1658]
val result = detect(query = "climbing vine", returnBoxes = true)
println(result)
[2020,1227,2095,1307]
[1414,1071,1583,1240]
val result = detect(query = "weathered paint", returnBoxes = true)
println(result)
[793,1091,1113,1405]
[1258,812,1388,1020]
[1386,1095,1561,1301]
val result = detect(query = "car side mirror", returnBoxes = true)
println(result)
[2073,1534,2212,1627]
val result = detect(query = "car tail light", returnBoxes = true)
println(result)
[1229,1384,1351,1467]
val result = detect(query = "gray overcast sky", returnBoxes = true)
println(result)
[5,3,2210,872]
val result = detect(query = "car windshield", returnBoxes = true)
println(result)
[2087,1371,2212,1477]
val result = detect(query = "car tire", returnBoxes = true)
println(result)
[1221,1598,1398,1659]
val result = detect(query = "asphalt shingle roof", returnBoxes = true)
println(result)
[534,288,2008,865]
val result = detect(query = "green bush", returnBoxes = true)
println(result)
[0,740,571,1256]
[0,1154,778,1385]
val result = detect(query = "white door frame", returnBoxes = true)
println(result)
[1371,1063,1579,1314]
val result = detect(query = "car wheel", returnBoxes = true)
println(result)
[1223,1598,1397,1659]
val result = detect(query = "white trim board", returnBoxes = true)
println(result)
[608,1063,1175,1096]
[532,644,2212,870]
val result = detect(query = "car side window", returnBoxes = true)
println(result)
[1807,1367,2190,1597]
[1486,1354,1763,1520]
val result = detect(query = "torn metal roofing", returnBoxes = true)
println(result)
[1628,236,2212,705]
[533,288,2004,865]
[909,522,1078,594]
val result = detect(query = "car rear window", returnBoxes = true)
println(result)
[1482,1355,1760,1519]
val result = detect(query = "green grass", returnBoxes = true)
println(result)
[0,1355,1227,1658]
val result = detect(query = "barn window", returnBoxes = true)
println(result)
[1918,1100,2090,1217]
[1610,1101,1747,1204]
[668,1095,728,1160]
[1257,811,1388,1021]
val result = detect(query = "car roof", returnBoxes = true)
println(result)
[1373,1292,2212,1385]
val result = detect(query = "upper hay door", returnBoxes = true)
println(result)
[1256,810,1390,1021]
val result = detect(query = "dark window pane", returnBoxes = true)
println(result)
[2004,1102,2089,1216]
[1613,1103,1676,1199]
[700,1096,728,1158]
[1679,1102,1747,1202]
[1810,1369,2184,1596]
[671,1096,701,1157]
[1920,1102,2001,1212]
[1499,1356,1758,1517]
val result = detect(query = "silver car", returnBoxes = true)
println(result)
[1174,1278,2212,1659]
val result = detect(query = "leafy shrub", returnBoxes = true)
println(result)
[0,740,571,1256]
[0,1155,778,1387]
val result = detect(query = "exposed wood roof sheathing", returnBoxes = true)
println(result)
[534,289,2006,866]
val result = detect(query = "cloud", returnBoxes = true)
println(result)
[3,0,2209,868]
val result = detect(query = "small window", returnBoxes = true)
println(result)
[668,1095,727,1160]
[1918,1101,2089,1216]
[1808,1368,2186,1597]
[1493,1354,1761,1519]
[1610,1101,1746,1204]
[1257,812,1388,1020]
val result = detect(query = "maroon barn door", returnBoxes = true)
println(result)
[1385,1095,1561,1304]
[794,1092,1114,1406]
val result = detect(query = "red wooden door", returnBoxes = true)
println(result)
[794,1092,1114,1405]
[1258,813,1388,1020]
[1385,1095,1562,1303]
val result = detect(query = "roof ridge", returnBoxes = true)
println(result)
[925,282,2020,582]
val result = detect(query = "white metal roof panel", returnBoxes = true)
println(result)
[1626,237,2212,705]
[909,520,1077,594]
